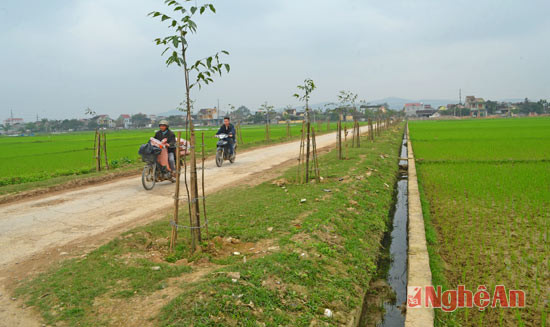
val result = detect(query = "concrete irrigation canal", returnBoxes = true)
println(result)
[379,134,409,326]
[359,126,434,327]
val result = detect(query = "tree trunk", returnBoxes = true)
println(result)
[305,99,311,182]
[182,43,201,252]
[170,132,182,252]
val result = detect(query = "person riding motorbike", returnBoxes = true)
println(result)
[216,117,236,155]
[154,120,176,174]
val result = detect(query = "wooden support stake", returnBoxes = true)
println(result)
[201,132,209,240]
[326,118,330,131]
[344,126,348,160]
[351,121,357,148]
[170,131,182,253]
[338,117,342,160]
[239,123,244,144]
[93,129,98,170]
[297,122,305,184]
[265,116,270,142]
[305,118,311,183]
[312,128,320,182]
[287,120,291,138]
[356,121,361,147]
[102,132,109,170]
[96,131,101,171]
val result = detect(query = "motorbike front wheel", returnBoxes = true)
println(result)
[215,149,224,167]
[142,164,156,190]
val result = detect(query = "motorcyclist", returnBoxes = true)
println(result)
[216,117,236,155]
[154,120,176,173]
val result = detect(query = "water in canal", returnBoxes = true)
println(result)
[379,134,409,326]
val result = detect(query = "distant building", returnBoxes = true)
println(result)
[361,104,387,113]
[117,114,132,129]
[495,102,515,116]
[465,96,486,117]
[284,108,297,116]
[95,115,116,128]
[198,108,217,120]
[4,117,24,125]
[403,103,423,117]
[416,109,437,118]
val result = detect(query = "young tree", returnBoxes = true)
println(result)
[293,79,316,182]
[337,90,358,119]
[260,102,274,141]
[150,0,230,250]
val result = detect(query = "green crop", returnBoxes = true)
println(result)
[410,117,550,326]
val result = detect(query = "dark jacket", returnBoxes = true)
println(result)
[154,128,176,152]
[216,123,236,141]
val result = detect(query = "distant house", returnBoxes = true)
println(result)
[416,109,437,118]
[198,108,217,120]
[403,103,423,117]
[117,114,132,129]
[284,108,297,116]
[495,103,515,116]
[4,117,24,125]
[465,96,486,117]
[95,115,116,128]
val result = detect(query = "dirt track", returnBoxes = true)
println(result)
[0,126,371,326]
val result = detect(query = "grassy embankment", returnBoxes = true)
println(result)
[409,117,550,327]
[15,122,404,326]
[0,122,362,196]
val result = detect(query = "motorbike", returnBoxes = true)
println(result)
[138,142,174,190]
[215,133,236,167]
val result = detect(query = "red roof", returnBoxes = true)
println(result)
[120,114,131,118]
[404,103,422,107]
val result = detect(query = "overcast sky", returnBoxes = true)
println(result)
[1,0,549,121]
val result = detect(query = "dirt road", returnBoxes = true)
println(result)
[0,125,371,326]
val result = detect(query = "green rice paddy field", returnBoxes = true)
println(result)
[409,117,550,327]
[0,123,350,188]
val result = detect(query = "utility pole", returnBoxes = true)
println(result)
[459,88,462,105]
[217,98,220,120]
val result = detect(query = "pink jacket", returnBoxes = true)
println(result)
[149,137,190,171]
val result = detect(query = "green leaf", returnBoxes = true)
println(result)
[209,4,216,13]
[221,50,229,55]
[190,6,197,14]
[206,57,212,68]
[224,64,230,72]
[200,6,206,14]
[161,14,170,21]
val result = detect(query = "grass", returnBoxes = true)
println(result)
[15,122,404,326]
[0,122,360,194]
[409,117,550,327]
